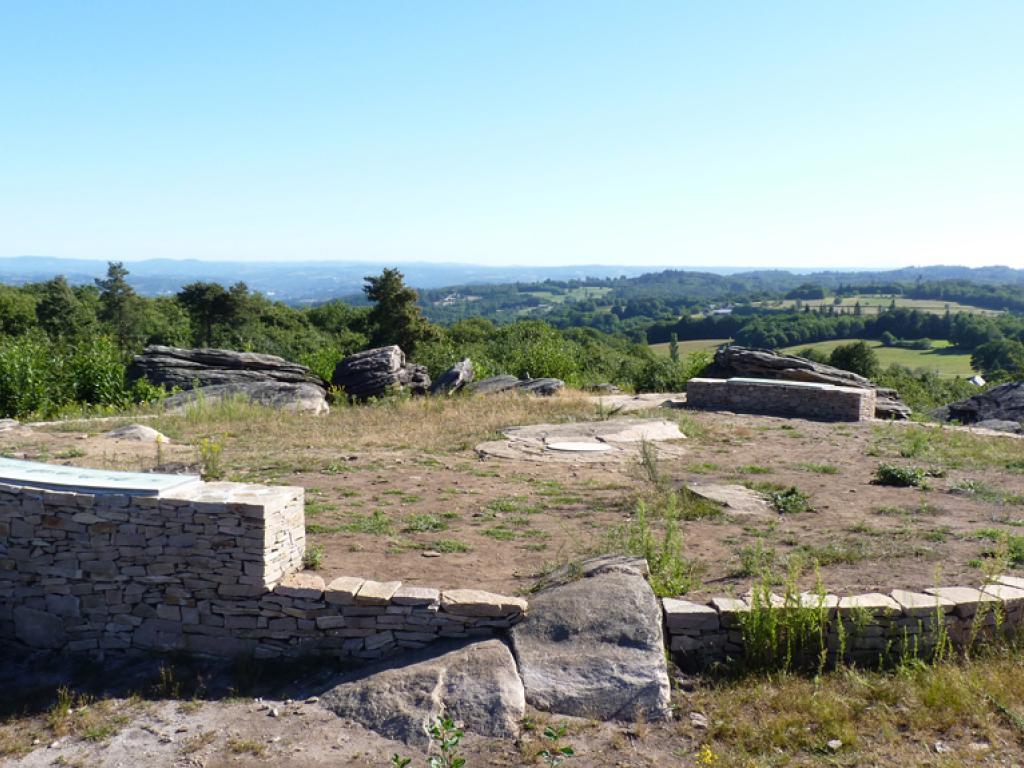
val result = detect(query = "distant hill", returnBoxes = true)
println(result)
[0,256,666,303]
[0,257,1021,306]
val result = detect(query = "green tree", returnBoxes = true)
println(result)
[35,276,95,340]
[363,268,437,353]
[0,286,38,336]
[668,332,679,362]
[95,262,144,348]
[828,340,880,379]
[177,282,231,346]
[971,339,1024,378]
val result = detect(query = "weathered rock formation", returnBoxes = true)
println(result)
[937,381,1024,430]
[128,345,325,389]
[128,345,330,414]
[319,639,525,745]
[430,358,474,395]
[331,345,431,400]
[510,556,672,721]
[161,381,330,415]
[706,345,910,420]
[467,375,565,397]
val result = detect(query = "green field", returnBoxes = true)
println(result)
[780,338,976,377]
[650,338,731,358]
[524,286,612,304]
[756,294,1001,316]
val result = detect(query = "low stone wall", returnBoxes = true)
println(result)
[0,480,524,660]
[664,577,1024,670]
[686,377,876,422]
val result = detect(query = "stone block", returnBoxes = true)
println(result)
[14,606,66,649]
[325,577,365,605]
[995,574,1024,591]
[440,589,528,618]
[355,580,402,606]
[925,587,999,618]
[663,598,719,633]
[391,585,440,606]
[890,589,955,617]
[980,583,1024,609]
[275,573,326,600]
[838,593,900,617]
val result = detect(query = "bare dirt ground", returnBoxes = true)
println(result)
[6,393,1024,598]
[6,392,1024,766]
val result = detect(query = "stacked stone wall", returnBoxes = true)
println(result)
[664,577,1024,670]
[0,481,524,660]
[686,377,876,422]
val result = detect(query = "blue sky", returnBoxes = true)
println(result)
[1,2,1021,268]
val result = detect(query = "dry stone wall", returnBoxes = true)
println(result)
[0,480,525,660]
[664,577,1024,670]
[686,377,876,422]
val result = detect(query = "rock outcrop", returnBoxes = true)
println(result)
[128,345,326,390]
[319,639,525,746]
[161,381,330,415]
[430,358,474,395]
[467,375,565,397]
[128,345,330,415]
[706,345,911,420]
[331,346,431,400]
[510,556,672,722]
[938,381,1024,429]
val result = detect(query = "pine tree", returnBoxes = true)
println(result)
[363,268,436,354]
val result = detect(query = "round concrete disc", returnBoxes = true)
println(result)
[546,441,614,453]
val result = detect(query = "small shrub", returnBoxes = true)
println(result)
[198,437,224,480]
[539,723,576,766]
[303,544,324,570]
[431,539,471,553]
[873,463,927,488]
[748,482,813,514]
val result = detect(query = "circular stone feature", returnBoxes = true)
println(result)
[546,441,614,453]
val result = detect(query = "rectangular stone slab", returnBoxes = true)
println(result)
[0,457,200,497]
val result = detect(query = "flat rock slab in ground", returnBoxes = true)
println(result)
[685,483,769,516]
[102,424,170,442]
[319,639,525,746]
[476,417,687,463]
[510,557,671,722]
[587,392,688,413]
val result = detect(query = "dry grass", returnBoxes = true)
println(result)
[689,647,1024,764]
[149,390,599,479]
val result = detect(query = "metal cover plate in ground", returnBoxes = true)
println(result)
[0,457,200,496]
[546,441,614,453]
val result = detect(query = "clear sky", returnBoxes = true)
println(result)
[1,2,1021,269]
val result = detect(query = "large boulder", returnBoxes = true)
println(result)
[332,345,431,400]
[707,345,911,420]
[319,639,525,746]
[509,556,671,722]
[940,381,1024,428]
[430,358,474,395]
[467,375,565,397]
[161,381,330,415]
[128,345,326,390]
